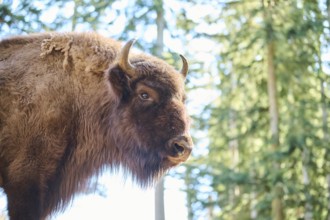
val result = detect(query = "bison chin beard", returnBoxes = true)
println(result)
[120,148,169,188]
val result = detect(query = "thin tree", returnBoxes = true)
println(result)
[262,0,284,219]
[154,1,165,220]
[324,2,330,220]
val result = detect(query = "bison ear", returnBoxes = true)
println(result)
[108,65,132,100]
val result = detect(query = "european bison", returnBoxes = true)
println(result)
[0,32,193,220]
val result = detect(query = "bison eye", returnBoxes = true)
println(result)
[140,92,150,100]
[136,84,159,103]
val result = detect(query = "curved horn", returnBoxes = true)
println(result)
[118,39,136,78]
[179,54,189,78]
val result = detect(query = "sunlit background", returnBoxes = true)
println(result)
[1,0,330,219]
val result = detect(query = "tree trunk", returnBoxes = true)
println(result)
[263,0,284,217]
[0,190,7,220]
[228,71,240,218]
[155,178,165,220]
[184,167,194,220]
[327,0,330,27]
[154,1,166,220]
[207,195,214,220]
[266,42,279,150]
[267,40,284,220]
[302,148,312,220]
[71,0,78,31]
[321,73,330,220]
[155,2,164,57]
[250,170,257,219]
[322,2,330,218]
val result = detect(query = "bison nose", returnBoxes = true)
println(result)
[168,135,193,161]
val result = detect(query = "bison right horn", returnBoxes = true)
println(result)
[179,54,189,78]
[118,39,137,78]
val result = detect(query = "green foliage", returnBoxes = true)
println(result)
[0,0,117,36]
[179,0,330,219]
[0,0,43,34]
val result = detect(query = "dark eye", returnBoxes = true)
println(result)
[140,92,150,100]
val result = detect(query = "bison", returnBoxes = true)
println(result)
[0,32,193,220]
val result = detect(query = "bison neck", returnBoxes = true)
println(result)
[41,85,121,217]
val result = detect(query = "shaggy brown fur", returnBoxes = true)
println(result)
[0,32,193,220]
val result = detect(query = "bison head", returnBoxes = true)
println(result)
[107,39,193,186]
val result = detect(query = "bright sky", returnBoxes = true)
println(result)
[0,170,188,220]
[51,171,188,220]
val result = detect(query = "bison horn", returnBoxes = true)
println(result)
[179,54,189,78]
[118,39,136,78]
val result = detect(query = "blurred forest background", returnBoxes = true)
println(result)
[1,0,330,219]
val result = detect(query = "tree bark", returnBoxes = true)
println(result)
[263,0,284,218]
[229,71,240,218]
[184,168,194,220]
[267,40,284,220]
[266,42,279,149]
[322,2,330,219]
[321,69,330,220]
[155,178,165,220]
[71,0,78,31]
[207,195,214,220]
[302,148,312,220]
[154,1,166,220]
[250,170,257,219]
[156,2,164,57]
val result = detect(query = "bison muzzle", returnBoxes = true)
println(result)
[0,32,193,220]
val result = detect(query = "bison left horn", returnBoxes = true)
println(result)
[118,39,136,78]
[179,54,189,78]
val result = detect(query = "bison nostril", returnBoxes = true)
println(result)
[173,142,185,156]
[168,135,193,160]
